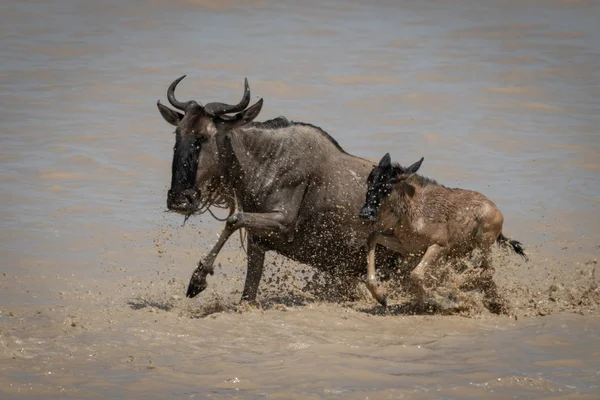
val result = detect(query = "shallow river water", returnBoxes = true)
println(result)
[1,0,599,398]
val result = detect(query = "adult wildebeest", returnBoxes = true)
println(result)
[157,75,398,301]
[359,153,527,311]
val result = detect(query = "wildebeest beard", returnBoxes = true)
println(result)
[181,179,231,226]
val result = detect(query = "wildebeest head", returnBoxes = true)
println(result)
[156,75,263,215]
[359,153,424,221]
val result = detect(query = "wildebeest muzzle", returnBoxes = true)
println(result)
[167,188,200,214]
[359,204,378,222]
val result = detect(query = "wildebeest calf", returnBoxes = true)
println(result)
[359,153,527,311]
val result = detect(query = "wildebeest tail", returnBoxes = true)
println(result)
[497,233,528,261]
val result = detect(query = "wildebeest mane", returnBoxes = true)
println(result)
[408,174,439,187]
[247,116,291,130]
[289,121,347,154]
[389,162,439,188]
[245,118,348,154]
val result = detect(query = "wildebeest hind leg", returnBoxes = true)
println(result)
[479,251,506,314]
[240,236,266,302]
[186,223,237,298]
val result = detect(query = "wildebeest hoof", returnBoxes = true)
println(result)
[186,276,207,298]
[379,296,387,309]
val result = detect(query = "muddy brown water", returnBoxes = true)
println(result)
[1,0,599,398]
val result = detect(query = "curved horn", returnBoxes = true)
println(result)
[204,78,251,116]
[167,75,193,111]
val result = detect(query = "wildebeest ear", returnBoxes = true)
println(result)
[379,153,391,168]
[221,99,264,130]
[238,98,263,125]
[406,157,424,175]
[157,101,183,126]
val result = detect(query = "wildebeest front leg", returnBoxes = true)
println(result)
[186,223,237,298]
[241,236,266,302]
[227,211,292,241]
[366,232,404,308]
[410,244,444,302]
[226,183,306,242]
[187,209,294,299]
[188,186,305,300]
